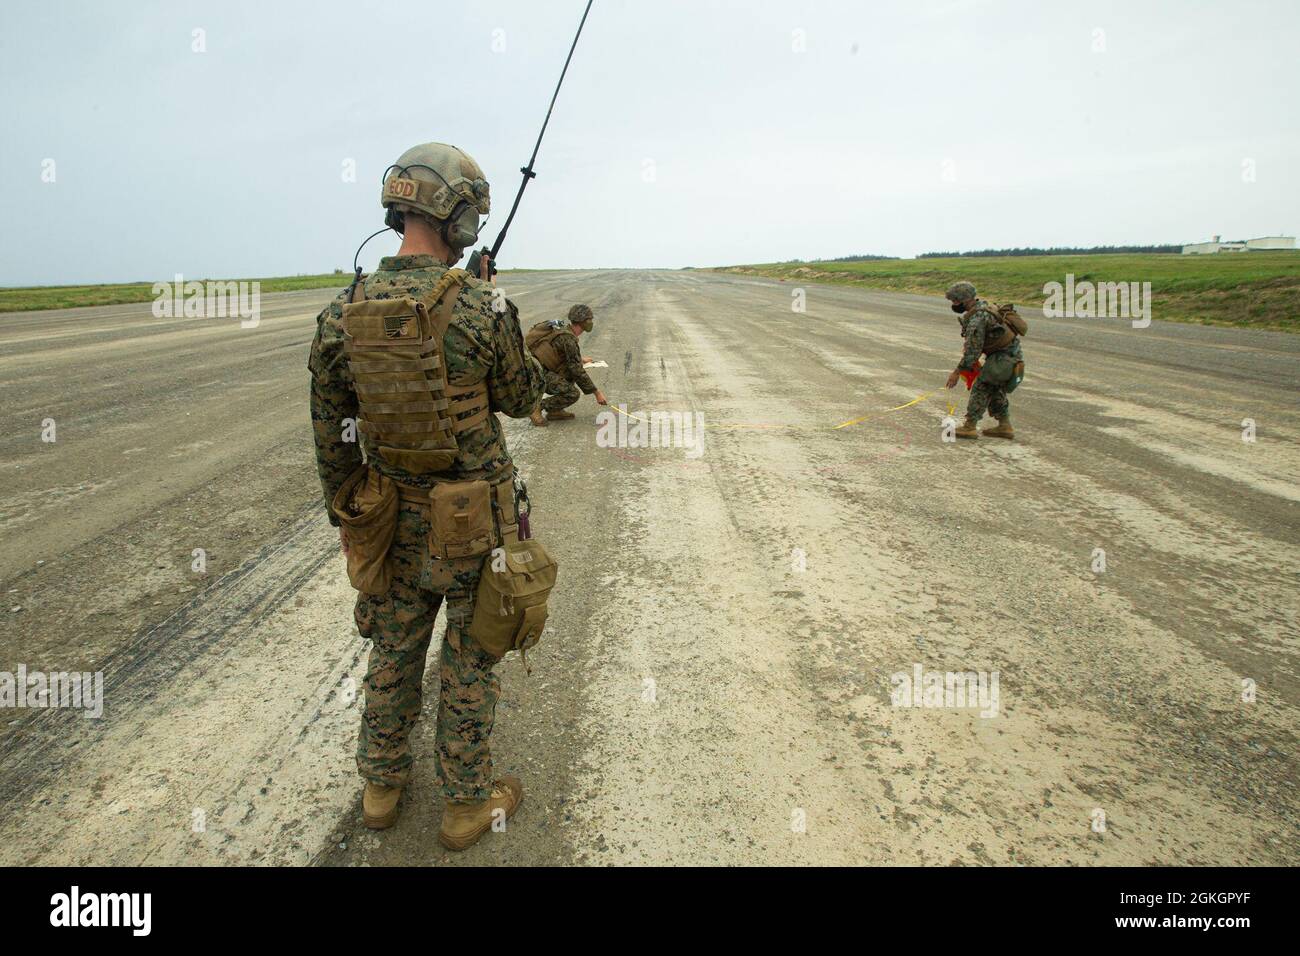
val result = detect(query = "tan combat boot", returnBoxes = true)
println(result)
[546,409,575,421]
[954,417,980,439]
[982,417,1015,440]
[529,407,547,427]
[438,776,524,852]
[362,782,403,830]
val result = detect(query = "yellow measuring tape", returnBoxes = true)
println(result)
[600,390,945,432]
[830,392,939,430]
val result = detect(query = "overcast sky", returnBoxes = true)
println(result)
[1,0,1297,285]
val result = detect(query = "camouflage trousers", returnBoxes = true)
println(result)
[965,343,1024,423]
[965,378,1010,422]
[354,503,500,802]
[540,369,581,414]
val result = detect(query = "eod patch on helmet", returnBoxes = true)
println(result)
[381,142,492,253]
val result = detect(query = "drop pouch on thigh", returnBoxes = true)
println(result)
[469,539,559,659]
[982,351,1019,388]
[332,467,399,595]
[429,479,494,560]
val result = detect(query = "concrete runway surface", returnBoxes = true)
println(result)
[0,270,1296,865]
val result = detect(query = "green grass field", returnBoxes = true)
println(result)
[0,273,353,313]
[714,251,1300,332]
[0,268,553,314]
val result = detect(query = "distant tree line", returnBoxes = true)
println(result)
[918,244,1182,258]
[784,254,899,264]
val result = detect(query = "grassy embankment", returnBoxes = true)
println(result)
[714,251,1300,332]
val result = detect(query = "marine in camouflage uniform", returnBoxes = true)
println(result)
[529,304,605,423]
[944,281,1023,440]
[309,143,544,848]
[311,255,542,799]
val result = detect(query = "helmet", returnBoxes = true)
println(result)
[381,143,491,253]
[567,304,594,330]
[945,281,977,303]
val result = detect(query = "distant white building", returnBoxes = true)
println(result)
[1245,236,1296,250]
[1182,234,1295,254]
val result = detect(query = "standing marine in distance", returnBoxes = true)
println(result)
[526,304,608,426]
[943,281,1026,440]
[308,142,545,851]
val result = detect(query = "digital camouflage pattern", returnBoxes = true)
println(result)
[353,504,500,799]
[546,325,596,395]
[958,298,1024,422]
[308,253,543,801]
[541,367,581,414]
[956,298,999,369]
[309,254,545,513]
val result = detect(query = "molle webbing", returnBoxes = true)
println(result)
[446,381,490,434]
[342,269,476,473]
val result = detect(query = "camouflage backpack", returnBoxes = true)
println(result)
[525,320,569,372]
[997,303,1028,336]
[983,303,1028,352]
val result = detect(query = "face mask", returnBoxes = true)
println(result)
[950,302,966,313]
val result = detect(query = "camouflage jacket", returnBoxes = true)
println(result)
[308,255,544,523]
[957,299,1013,371]
[551,326,596,394]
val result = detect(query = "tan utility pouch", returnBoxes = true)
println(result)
[468,538,558,660]
[332,467,399,595]
[429,479,494,559]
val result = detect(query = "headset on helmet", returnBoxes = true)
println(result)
[379,143,492,254]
